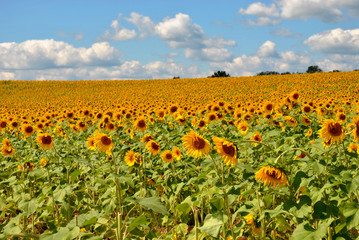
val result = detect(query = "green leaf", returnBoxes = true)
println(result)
[18,199,38,217]
[128,214,148,232]
[290,219,333,240]
[137,196,169,215]
[198,213,225,238]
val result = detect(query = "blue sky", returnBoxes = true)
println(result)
[1,0,359,80]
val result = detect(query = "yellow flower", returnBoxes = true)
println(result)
[244,213,255,225]
[36,132,54,150]
[237,121,249,135]
[285,116,298,127]
[93,130,113,155]
[305,128,313,137]
[1,138,15,156]
[319,119,345,145]
[40,158,47,167]
[22,124,35,138]
[146,140,161,156]
[213,136,238,166]
[124,150,139,167]
[255,166,288,189]
[161,150,174,163]
[251,131,262,147]
[86,137,96,151]
[348,142,359,153]
[134,116,148,132]
[182,130,211,158]
[172,146,182,160]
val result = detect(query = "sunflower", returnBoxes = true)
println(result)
[40,158,47,167]
[305,128,313,137]
[0,120,7,131]
[1,138,14,156]
[146,140,161,155]
[36,132,54,150]
[213,136,238,166]
[255,166,288,188]
[251,131,262,147]
[141,134,154,143]
[319,119,345,145]
[161,150,174,163]
[348,142,359,153]
[77,121,87,131]
[172,146,182,160]
[301,115,312,126]
[285,116,298,127]
[244,213,255,225]
[238,121,249,135]
[336,112,347,122]
[106,121,116,131]
[290,91,300,102]
[176,115,187,125]
[302,104,312,114]
[124,150,139,167]
[134,117,148,132]
[207,113,217,122]
[22,124,35,138]
[353,117,359,142]
[86,137,96,151]
[182,130,211,158]
[263,101,274,113]
[94,131,113,155]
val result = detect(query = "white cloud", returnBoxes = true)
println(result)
[279,0,343,23]
[304,28,359,54]
[0,39,121,69]
[101,20,137,40]
[239,0,359,25]
[0,71,15,80]
[239,2,279,17]
[271,28,302,38]
[257,41,278,57]
[124,12,156,38]
[247,17,281,26]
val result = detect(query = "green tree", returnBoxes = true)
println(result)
[306,65,323,73]
[208,71,230,78]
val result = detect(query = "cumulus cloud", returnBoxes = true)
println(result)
[304,28,359,54]
[101,20,137,40]
[0,39,122,69]
[124,12,156,38]
[100,12,236,62]
[257,41,278,57]
[271,28,302,38]
[239,0,359,25]
[239,2,279,17]
[0,71,15,80]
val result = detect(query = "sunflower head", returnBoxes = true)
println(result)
[146,140,161,155]
[172,146,182,160]
[162,150,174,163]
[94,131,113,155]
[124,150,138,167]
[22,124,35,137]
[319,119,345,145]
[182,130,211,158]
[255,166,288,189]
[134,117,148,132]
[36,133,54,150]
[213,136,237,166]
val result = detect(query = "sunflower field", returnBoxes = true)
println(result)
[1,71,359,239]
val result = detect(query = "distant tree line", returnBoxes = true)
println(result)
[173,65,358,79]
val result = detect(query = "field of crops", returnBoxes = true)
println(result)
[1,71,359,239]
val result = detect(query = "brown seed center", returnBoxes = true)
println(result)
[42,136,52,145]
[222,144,235,157]
[329,123,342,136]
[101,136,112,145]
[193,137,205,149]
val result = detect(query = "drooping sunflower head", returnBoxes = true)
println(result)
[319,119,345,145]
[1,139,14,156]
[213,136,237,166]
[146,140,161,155]
[161,150,174,163]
[36,133,54,150]
[255,166,288,189]
[182,130,211,158]
[353,116,359,142]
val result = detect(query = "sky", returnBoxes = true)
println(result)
[1,0,359,80]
